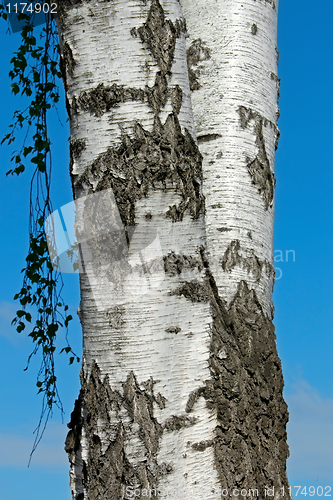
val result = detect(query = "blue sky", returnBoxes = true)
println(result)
[0,1,332,499]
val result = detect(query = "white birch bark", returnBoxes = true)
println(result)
[56,0,290,498]
[57,1,219,499]
[181,0,280,317]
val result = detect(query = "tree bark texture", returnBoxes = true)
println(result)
[56,1,290,499]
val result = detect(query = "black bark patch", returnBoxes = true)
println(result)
[171,84,183,114]
[138,0,178,75]
[163,250,203,276]
[187,38,211,91]
[123,371,163,456]
[238,106,276,210]
[65,363,133,500]
[65,362,172,500]
[78,83,146,117]
[63,41,76,77]
[251,23,258,35]
[164,415,197,431]
[70,138,86,159]
[192,439,214,451]
[146,72,168,114]
[271,72,281,124]
[196,247,290,494]
[106,305,126,329]
[75,115,204,227]
[197,133,222,144]
[165,326,181,334]
[217,227,232,233]
[59,42,75,118]
[169,279,210,303]
[221,239,273,282]
[221,240,241,272]
[185,386,206,413]
[69,139,86,194]
[238,106,257,130]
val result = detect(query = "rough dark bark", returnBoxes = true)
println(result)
[199,247,290,491]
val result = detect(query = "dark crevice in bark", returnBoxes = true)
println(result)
[238,106,277,210]
[271,71,281,125]
[185,386,206,413]
[186,246,291,494]
[221,239,275,282]
[122,371,163,457]
[197,133,222,144]
[59,43,74,118]
[69,138,86,197]
[186,38,211,91]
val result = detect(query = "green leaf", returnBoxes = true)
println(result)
[11,83,19,95]
[23,146,33,157]
[16,322,25,333]
[64,315,73,327]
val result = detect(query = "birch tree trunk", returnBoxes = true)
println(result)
[56,1,290,499]
[180,0,290,494]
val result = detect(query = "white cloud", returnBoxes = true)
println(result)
[0,421,69,470]
[285,379,333,480]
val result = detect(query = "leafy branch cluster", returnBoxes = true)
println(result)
[0,5,79,454]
